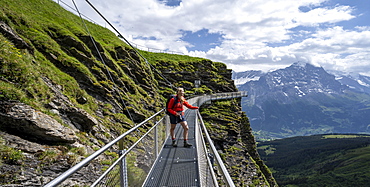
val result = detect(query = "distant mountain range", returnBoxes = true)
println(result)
[233,62,370,140]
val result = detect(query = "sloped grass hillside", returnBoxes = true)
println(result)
[257,134,370,186]
[0,0,166,185]
[0,0,162,118]
[0,0,275,186]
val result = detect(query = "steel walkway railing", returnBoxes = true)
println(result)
[45,91,247,187]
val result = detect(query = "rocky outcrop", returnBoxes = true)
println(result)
[0,21,34,54]
[0,101,76,143]
[0,0,275,186]
[42,76,99,132]
[200,100,277,186]
[0,131,102,187]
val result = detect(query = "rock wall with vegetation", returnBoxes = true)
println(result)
[0,0,276,186]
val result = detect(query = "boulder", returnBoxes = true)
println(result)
[64,107,98,132]
[42,77,98,132]
[0,101,77,144]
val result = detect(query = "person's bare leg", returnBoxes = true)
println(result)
[179,121,189,140]
[170,123,177,147]
[180,121,191,147]
[170,123,176,139]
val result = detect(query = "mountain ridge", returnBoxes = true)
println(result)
[234,62,370,140]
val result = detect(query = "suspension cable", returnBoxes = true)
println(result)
[56,0,97,24]
[84,0,176,89]
[72,0,135,122]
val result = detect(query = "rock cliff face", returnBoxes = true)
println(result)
[0,0,276,186]
[199,100,276,186]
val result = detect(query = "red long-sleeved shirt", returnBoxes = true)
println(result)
[167,96,199,115]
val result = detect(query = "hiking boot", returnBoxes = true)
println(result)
[172,139,177,147]
[184,142,192,147]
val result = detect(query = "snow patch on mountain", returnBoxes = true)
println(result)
[235,62,370,139]
[235,76,260,86]
[234,64,370,95]
[232,70,264,87]
[358,80,370,87]
[293,61,308,68]
[329,70,370,92]
[294,86,305,97]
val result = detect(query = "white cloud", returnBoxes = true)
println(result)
[56,0,370,76]
[294,6,355,26]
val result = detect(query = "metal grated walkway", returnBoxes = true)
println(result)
[143,109,199,187]
[44,92,246,187]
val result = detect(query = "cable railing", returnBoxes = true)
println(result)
[195,109,218,187]
[194,91,248,106]
[128,41,184,55]
[45,109,169,187]
[197,111,233,186]
[48,1,248,186]
[192,91,247,187]
[45,91,247,187]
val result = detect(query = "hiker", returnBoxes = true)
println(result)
[167,87,199,147]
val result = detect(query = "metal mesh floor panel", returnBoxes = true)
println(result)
[143,110,200,187]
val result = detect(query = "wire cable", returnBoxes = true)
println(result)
[72,0,135,122]
[84,0,176,90]
[56,0,97,24]
[56,0,176,91]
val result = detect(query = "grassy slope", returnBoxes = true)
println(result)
[0,0,275,186]
[1,1,159,183]
[1,0,129,110]
[257,134,370,186]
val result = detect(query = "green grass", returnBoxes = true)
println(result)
[257,134,370,186]
[0,0,159,117]
[139,50,205,65]
[0,137,24,165]
[0,1,162,184]
[0,0,256,186]
[322,134,367,139]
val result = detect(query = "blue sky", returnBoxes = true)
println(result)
[56,0,370,76]
[180,29,224,51]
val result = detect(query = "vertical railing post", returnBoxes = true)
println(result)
[119,141,128,187]
[166,116,170,142]
[154,121,158,158]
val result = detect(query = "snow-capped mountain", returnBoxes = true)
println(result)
[234,62,370,140]
[333,73,370,93]
[232,70,264,86]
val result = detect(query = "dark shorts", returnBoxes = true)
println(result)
[170,113,186,124]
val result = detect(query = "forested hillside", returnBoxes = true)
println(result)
[0,0,275,186]
[258,134,370,186]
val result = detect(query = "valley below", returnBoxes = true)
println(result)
[257,134,370,187]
